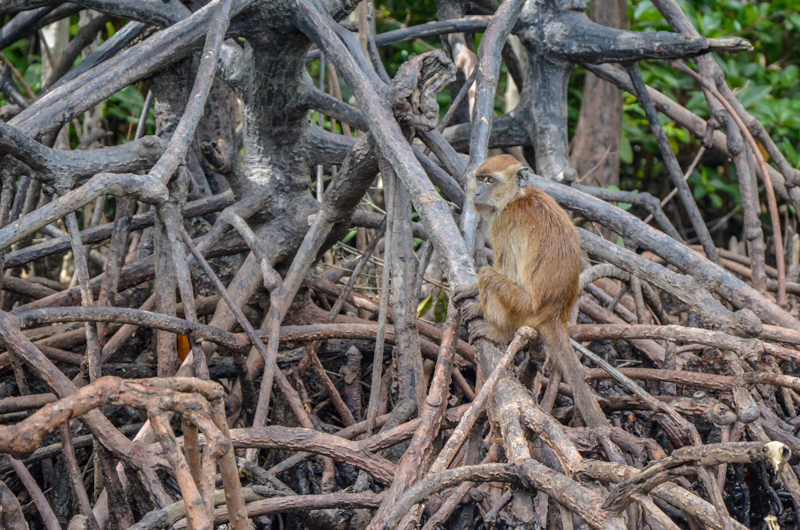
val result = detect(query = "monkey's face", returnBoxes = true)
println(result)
[470,155,529,214]
[471,172,505,213]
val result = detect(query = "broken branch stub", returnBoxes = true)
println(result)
[387,50,457,133]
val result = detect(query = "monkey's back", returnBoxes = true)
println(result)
[489,187,580,326]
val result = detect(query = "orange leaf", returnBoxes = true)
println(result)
[177,334,191,361]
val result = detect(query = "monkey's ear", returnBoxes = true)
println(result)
[516,166,530,187]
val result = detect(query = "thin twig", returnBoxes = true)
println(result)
[6,455,60,530]
[366,165,396,435]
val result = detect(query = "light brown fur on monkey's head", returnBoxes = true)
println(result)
[469,155,529,216]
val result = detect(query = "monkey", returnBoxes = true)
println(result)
[460,154,608,431]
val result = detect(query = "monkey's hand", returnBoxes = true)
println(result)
[453,283,483,325]
[452,282,479,303]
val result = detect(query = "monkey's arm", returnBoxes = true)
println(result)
[478,266,535,338]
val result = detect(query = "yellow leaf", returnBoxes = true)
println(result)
[757,141,770,163]
[417,293,433,318]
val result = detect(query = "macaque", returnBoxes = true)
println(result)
[463,154,607,429]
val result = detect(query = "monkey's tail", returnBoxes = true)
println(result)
[538,320,607,429]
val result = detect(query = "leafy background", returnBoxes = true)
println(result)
[2,0,799,241]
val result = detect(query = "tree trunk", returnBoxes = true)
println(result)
[569,0,627,188]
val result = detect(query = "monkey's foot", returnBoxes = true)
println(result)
[466,320,492,344]
[452,282,479,303]
[460,299,483,323]
[541,352,552,374]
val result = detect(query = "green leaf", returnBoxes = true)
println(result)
[694,185,708,201]
[620,137,634,164]
[434,289,449,323]
[668,135,680,154]
[738,84,773,109]
[341,229,357,245]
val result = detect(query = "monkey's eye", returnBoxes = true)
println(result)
[487,177,495,184]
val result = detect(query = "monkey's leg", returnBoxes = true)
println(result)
[478,266,535,340]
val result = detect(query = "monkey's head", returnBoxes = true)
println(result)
[470,155,529,215]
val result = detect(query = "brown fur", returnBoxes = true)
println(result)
[480,186,579,340]
[472,155,607,428]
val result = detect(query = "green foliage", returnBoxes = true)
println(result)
[689,166,742,210]
[105,85,153,140]
[375,0,441,74]
[374,0,511,116]
[606,185,635,211]
[0,16,154,143]
[544,0,798,238]
[416,286,449,323]
[609,0,800,225]
[2,1,799,239]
